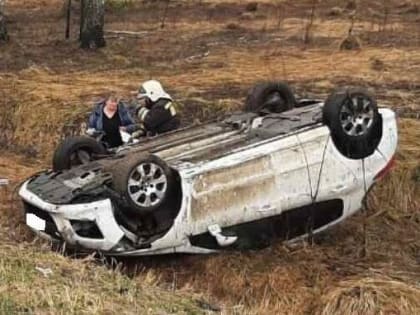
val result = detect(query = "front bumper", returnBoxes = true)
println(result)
[19,180,125,251]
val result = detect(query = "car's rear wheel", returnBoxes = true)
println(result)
[52,136,107,171]
[244,81,296,114]
[323,87,382,159]
[111,154,175,215]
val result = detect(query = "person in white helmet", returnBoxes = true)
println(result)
[135,80,180,136]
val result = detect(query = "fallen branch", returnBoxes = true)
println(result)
[105,30,149,38]
[186,51,210,61]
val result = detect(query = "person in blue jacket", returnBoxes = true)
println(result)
[87,95,136,148]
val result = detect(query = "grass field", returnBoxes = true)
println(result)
[0,0,419,314]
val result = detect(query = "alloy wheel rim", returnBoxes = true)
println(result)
[339,95,374,136]
[127,162,168,208]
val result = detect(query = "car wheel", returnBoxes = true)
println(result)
[244,81,296,114]
[323,87,382,159]
[111,154,174,214]
[52,136,107,171]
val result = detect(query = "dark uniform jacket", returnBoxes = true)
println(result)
[137,98,180,135]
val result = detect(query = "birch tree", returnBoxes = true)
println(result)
[0,0,8,42]
[80,0,105,49]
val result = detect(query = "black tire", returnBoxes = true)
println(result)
[323,87,382,159]
[110,154,175,215]
[52,136,107,171]
[244,81,296,114]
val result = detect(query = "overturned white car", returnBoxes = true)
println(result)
[19,83,398,255]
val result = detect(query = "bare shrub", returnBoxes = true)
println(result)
[340,34,362,50]
[303,0,318,45]
[275,0,285,29]
[146,0,172,29]
[245,2,258,12]
[370,57,385,71]
[225,23,241,31]
[382,1,390,32]
[340,14,362,51]
[345,0,357,11]
[327,7,344,17]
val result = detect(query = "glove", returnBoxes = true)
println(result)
[132,128,146,139]
[86,128,97,136]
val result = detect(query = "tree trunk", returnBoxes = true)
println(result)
[0,0,9,42]
[80,0,105,49]
[65,0,72,39]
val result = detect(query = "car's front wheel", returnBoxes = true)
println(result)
[111,154,175,215]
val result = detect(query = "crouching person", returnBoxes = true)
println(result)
[134,80,180,137]
[88,94,137,148]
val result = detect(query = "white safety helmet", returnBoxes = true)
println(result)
[137,80,172,103]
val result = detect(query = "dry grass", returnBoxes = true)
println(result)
[315,274,420,315]
[0,0,419,314]
[1,46,419,156]
[0,242,204,314]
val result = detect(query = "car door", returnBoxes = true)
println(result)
[187,133,314,236]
